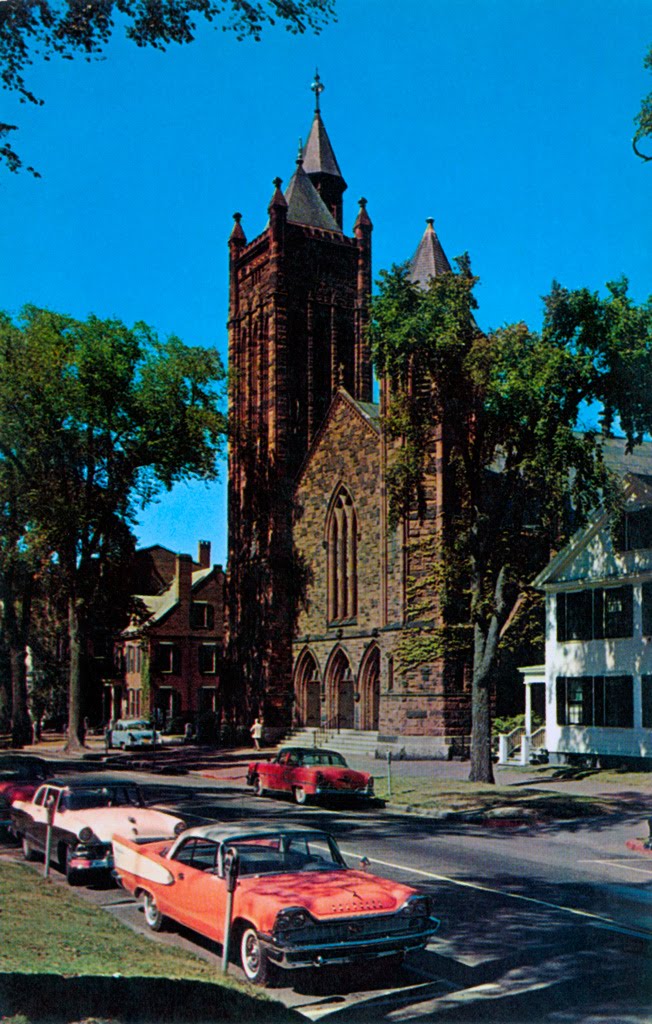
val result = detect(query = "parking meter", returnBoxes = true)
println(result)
[221,848,240,973]
[44,793,56,878]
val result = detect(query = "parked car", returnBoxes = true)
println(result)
[11,775,185,884]
[246,746,375,805]
[0,756,51,831]
[107,719,158,750]
[113,823,439,985]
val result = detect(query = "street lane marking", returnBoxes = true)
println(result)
[578,859,652,876]
[341,849,652,938]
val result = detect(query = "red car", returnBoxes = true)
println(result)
[0,756,51,831]
[113,823,439,986]
[246,747,374,805]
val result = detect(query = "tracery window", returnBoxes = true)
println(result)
[327,487,358,622]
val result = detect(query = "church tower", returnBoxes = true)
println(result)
[227,74,373,730]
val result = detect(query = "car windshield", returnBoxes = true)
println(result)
[118,721,150,730]
[225,832,346,876]
[60,785,143,810]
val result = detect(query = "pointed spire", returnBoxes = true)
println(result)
[302,71,347,228]
[408,218,451,288]
[229,211,246,246]
[268,176,288,213]
[354,196,372,233]
[284,161,340,232]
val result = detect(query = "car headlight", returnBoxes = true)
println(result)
[173,820,187,836]
[400,895,431,917]
[274,907,312,934]
[78,827,99,844]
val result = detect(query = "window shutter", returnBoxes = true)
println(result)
[556,678,566,725]
[207,603,215,629]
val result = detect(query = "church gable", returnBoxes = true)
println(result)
[294,391,382,636]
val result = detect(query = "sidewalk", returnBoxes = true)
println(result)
[10,733,652,802]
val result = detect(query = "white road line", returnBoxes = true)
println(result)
[341,848,652,936]
[578,858,652,876]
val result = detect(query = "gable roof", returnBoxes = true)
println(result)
[294,389,380,489]
[124,566,217,635]
[533,468,652,589]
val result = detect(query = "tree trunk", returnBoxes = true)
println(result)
[469,620,495,783]
[64,595,85,752]
[0,572,32,747]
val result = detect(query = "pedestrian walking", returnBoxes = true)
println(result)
[250,716,263,750]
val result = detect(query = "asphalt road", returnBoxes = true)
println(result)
[3,761,652,1022]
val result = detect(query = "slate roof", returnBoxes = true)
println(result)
[124,566,214,634]
[599,434,652,479]
[302,110,344,179]
[409,218,451,287]
[284,161,341,232]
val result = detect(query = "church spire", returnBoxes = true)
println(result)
[302,69,347,228]
[408,218,451,288]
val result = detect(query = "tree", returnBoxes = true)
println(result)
[0,0,336,175]
[633,43,652,162]
[371,260,652,782]
[0,305,226,751]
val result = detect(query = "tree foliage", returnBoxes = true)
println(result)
[371,261,652,782]
[0,305,226,749]
[0,0,336,174]
[633,42,652,162]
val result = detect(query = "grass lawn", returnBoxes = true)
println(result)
[0,861,299,1022]
[372,776,616,820]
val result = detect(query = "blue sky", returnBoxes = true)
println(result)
[1,0,650,567]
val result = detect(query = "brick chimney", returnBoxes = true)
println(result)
[174,554,193,619]
[198,540,211,569]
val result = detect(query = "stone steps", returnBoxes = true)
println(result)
[279,727,379,759]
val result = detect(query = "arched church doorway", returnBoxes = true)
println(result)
[327,648,355,730]
[293,649,321,728]
[359,644,380,731]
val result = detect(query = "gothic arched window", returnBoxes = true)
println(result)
[327,487,358,622]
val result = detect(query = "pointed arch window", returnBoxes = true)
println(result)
[327,487,358,622]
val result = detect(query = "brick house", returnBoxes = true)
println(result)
[226,75,471,756]
[110,542,226,729]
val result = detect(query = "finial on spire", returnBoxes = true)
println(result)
[272,177,283,189]
[311,68,324,112]
[296,138,304,165]
[426,217,435,228]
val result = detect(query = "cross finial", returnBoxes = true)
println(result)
[311,68,324,112]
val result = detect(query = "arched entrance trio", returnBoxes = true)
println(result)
[293,644,380,731]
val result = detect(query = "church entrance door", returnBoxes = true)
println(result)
[327,649,355,730]
[338,676,355,730]
[360,645,380,731]
[306,678,320,727]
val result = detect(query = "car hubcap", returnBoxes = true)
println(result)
[243,932,260,976]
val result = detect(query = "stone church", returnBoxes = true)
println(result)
[227,75,470,757]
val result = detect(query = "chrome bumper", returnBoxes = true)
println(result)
[263,919,439,970]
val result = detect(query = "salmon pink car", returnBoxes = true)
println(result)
[246,747,374,805]
[113,823,439,986]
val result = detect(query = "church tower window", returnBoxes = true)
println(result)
[327,488,358,622]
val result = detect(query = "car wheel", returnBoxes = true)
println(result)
[253,775,266,798]
[293,786,308,806]
[143,891,165,932]
[21,836,36,862]
[240,926,272,985]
